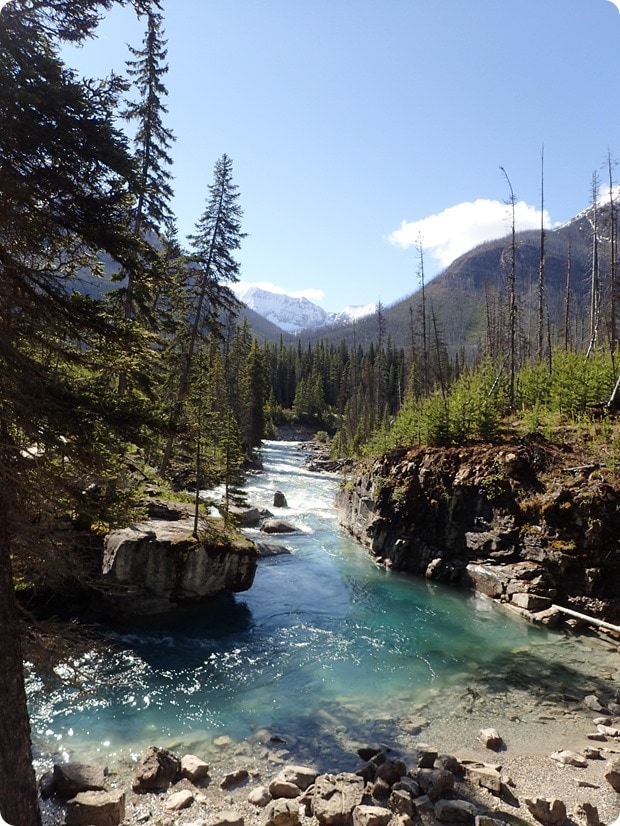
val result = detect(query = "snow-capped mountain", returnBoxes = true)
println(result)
[234,286,376,334]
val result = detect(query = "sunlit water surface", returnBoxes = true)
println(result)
[27,441,619,775]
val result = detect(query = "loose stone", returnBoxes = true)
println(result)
[434,798,478,822]
[65,788,125,826]
[477,728,504,751]
[550,750,588,768]
[164,789,194,811]
[524,798,568,826]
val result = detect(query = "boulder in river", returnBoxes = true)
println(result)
[102,519,257,614]
[261,519,298,534]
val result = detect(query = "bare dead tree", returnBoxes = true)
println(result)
[537,146,546,365]
[416,233,429,394]
[564,240,572,351]
[500,166,517,406]
[586,171,601,360]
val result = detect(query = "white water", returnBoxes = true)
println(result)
[27,440,620,776]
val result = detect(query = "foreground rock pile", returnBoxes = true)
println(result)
[40,706,620,826]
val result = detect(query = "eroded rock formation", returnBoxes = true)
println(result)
[335,436,620,625]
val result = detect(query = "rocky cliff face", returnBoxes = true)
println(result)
[335,436,620,625]
[102,517,258,615]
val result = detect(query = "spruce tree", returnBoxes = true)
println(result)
[117,4,176,395]
[160,154,245,474]
[0,4,150,822]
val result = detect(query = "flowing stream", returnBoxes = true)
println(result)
[27,440,619,776]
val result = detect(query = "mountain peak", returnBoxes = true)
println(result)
[234,285,376,333]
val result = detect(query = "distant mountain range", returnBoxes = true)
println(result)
[233,285,376,334]
[277,199,607,353]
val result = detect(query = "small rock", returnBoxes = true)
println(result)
[416,747,438,769]
[248,785,271,807]
[65,789,125,826]
[165,789,194,811]
[352,805,392,826]
[604,756,620,792]
[393,777,421,797]
[475,818,506,826]
[412,795,435,817]
[597,724,620,736]
[574,803,600,826]
[584,695,607,713]
[388,789,414,817]
[477,728,503,751]
[209,812,244,826]
[220,769,250,790]
[434,798,478,822]
[357,747,382,762]
[264,797,302,826]
[582,747,603,760]
[374,758,407,786]
[181,754,210,782]
[550,750,587,768]
[436,754,460,773]
[524,798,567,826]
[38,771,56,798]
[273,765,318,792]
[585,732,607,741]
[464,764,502,793]
[269,779,302,799]
[214,735,233,748]
[415,768,454,801]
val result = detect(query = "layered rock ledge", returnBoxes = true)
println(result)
[335,436,620,627]
[102,514,257,615]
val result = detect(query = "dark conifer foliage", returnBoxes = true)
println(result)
[0,3,156,823]
[159,154,246,474]
[124,4,175,240]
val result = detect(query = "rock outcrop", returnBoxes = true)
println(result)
[335,437,620,625]
[102,518,257,615]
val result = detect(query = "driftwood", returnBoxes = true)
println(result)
[552,604,620,635]
[562,463,599,475]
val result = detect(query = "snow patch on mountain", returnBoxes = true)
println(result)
[234,285,376,333]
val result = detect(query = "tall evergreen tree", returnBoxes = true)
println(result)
[118,2,175,398]
[0,3,151,823]
[159,154,245,474]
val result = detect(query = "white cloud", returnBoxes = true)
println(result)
[233,280,325,302]
[389,198,554,269]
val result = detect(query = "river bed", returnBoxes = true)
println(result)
[28,441,620,802]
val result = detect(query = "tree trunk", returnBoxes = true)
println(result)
[0,456,41,826]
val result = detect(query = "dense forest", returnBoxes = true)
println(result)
[1,2,620,824]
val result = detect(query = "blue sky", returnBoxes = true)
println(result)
[59,0,620,312]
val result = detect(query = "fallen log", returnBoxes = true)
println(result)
[552,604,620,635]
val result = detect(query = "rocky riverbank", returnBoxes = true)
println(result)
[334,435,620,628]
[39,684,620,826]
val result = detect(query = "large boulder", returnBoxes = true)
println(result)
[265,797,302,826]
[65,789,125,826]
[132,746,180,793]
[102,519,257,614]
[312,773,365,826]
[261,519,298,534]
[53,763,106,798]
